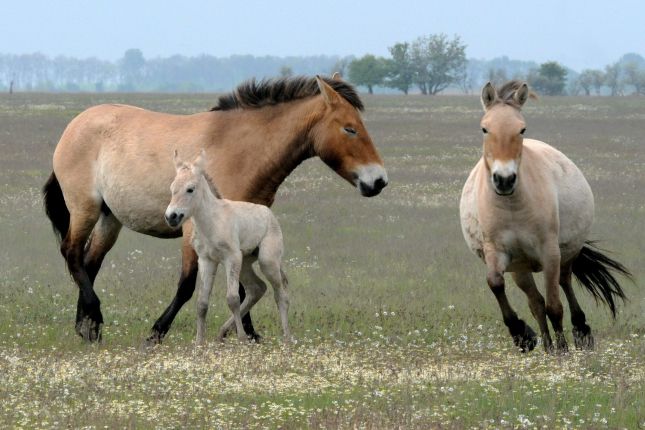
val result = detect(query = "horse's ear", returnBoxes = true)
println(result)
[173,149,182,170]
[481,82,498,110]
[316,75,340,106]
[193,149,206,173]
[331,72,342,81]
[514,83,530,107]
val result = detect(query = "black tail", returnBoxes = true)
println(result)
[43,172,70,243]
[571,241,633,318]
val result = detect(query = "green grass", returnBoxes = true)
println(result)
[0,93,643,428]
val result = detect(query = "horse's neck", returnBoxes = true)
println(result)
[232,98,321,205]
[191,176,225,235]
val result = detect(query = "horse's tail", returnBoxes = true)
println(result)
[43,172,70,243]
[571,241,632,318]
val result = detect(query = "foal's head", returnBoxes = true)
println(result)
[165,150,207,228]
[312,76,388,197]
[480,81,532,196]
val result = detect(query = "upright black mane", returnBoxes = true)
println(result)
[210,76,364,112]
[496,80,538,108]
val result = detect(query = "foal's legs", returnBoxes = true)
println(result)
[512,272,553,352]
[62,204,103,342]
[259,247,290,341]
[217,259,267,341]
[560,263,594,350]
[196,258,217,345]
[224,252,246,341]
[148,221,260,344]
[485,249,537,352]
[543,241,568,352]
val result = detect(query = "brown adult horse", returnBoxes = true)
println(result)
[43,75,388,343]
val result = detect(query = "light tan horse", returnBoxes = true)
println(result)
[166,150,290,344]
[43,75,388,343]
[460,81,631,353]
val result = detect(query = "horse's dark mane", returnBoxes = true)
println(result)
[210,76,364,112]
[495,80,538,108]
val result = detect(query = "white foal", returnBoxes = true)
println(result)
[165,150,290,344]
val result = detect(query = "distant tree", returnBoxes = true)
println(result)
[528,61,567,95]
[120,48,145,89]
[347,54,388,94]
[487,67,508,86]
[575,69,598,95]
[9,80,13,94]
[279,65,293,78]
[622,62,645,95]
[385,42,413,94]
[604,62,623,96]
[588,69,605,95]
[330,57,352,77]
[409,34,467,95]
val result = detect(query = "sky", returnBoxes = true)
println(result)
[2,0,644,71]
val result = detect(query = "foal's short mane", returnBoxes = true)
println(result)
[203,173,222,199]
[495,80,538,108]
[210,76,364,112]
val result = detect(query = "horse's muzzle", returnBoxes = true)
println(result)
[492,172,517,195]
[165,212,184,227]
[359,177,388,197]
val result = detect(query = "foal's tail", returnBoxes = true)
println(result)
[43,172,70,243]
[572,241,632,318]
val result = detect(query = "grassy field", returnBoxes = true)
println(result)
[0,92,643,429]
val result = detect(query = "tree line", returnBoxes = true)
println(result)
[1,42,643,95]
[347,35,645,96]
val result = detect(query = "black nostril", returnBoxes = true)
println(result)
[374,177,386,190]
[169,212,177,220]
[508,173,517,184]
[493,173,501,185]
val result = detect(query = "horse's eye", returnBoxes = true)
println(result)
[343,126,357,136]
[482,127,488,134]
[187,187,194,194]
[520,128,526,135]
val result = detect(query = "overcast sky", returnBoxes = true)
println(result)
[3,0,643,71]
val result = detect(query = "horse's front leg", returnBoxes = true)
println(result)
[224,252,245,342]
[485,246,537,352]
[196,257,217,345]
[147,230,198,345]
[543,241,568,353]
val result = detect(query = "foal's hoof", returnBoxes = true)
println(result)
[75,317,102,343]
[573,324,594,350]
[510,319,538,353]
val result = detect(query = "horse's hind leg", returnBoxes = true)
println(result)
[560,263,594,350]
[84,210,122,284]
[217,258,266,341]
[61,204,103,342]
[512,272,553,352]
[259,250,290,341]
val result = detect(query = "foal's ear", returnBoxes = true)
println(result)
[481,82,498,110]
[514,83,530,107]
[173,149,182,170]
[316,75,340,106]
[193,149,206,173]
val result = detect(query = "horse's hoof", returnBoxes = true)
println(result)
[573,325,594,350]
[248,332,262,343]
[554,332,569,354]
[510,319,538,353]
[75,317,102,343]
[141,331,163,350]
